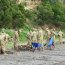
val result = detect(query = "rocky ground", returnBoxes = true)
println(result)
[0,43,65,65]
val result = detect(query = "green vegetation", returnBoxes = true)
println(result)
[28,0,65,28]
[0,0,26,29]
[0,0,65,48]
[0,0,65,28]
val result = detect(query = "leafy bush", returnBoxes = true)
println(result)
[0,0,26,29]
[30,0,65,27]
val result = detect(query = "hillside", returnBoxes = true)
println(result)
[0,0,65,29]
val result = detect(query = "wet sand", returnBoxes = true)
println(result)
[0,44,65,65]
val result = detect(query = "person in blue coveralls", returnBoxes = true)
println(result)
[32,42,43,52]
[47,36,54,49]
[47,29,55,49]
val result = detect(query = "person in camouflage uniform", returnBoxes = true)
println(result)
[0,32,6,54]
[46,28,51,41]
[13,30,20,50]
[37,28,43,44]
[58,30,63,44]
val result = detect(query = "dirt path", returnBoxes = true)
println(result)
[0,44,65,65]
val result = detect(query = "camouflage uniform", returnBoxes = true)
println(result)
[58,30,63,44]
[0,34,6,54]
[50,29,56,44]
[46,28,51,41]
[13,30,19,49]
[27,30,33,45]
[37,29,43,44]
[32,29,37,43]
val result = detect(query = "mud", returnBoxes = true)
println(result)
[0,44,65,65]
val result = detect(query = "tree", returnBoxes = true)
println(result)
[51,0,65,25]
[35,0,54,25]
[0,0,26,29]
[33,0,65,27]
